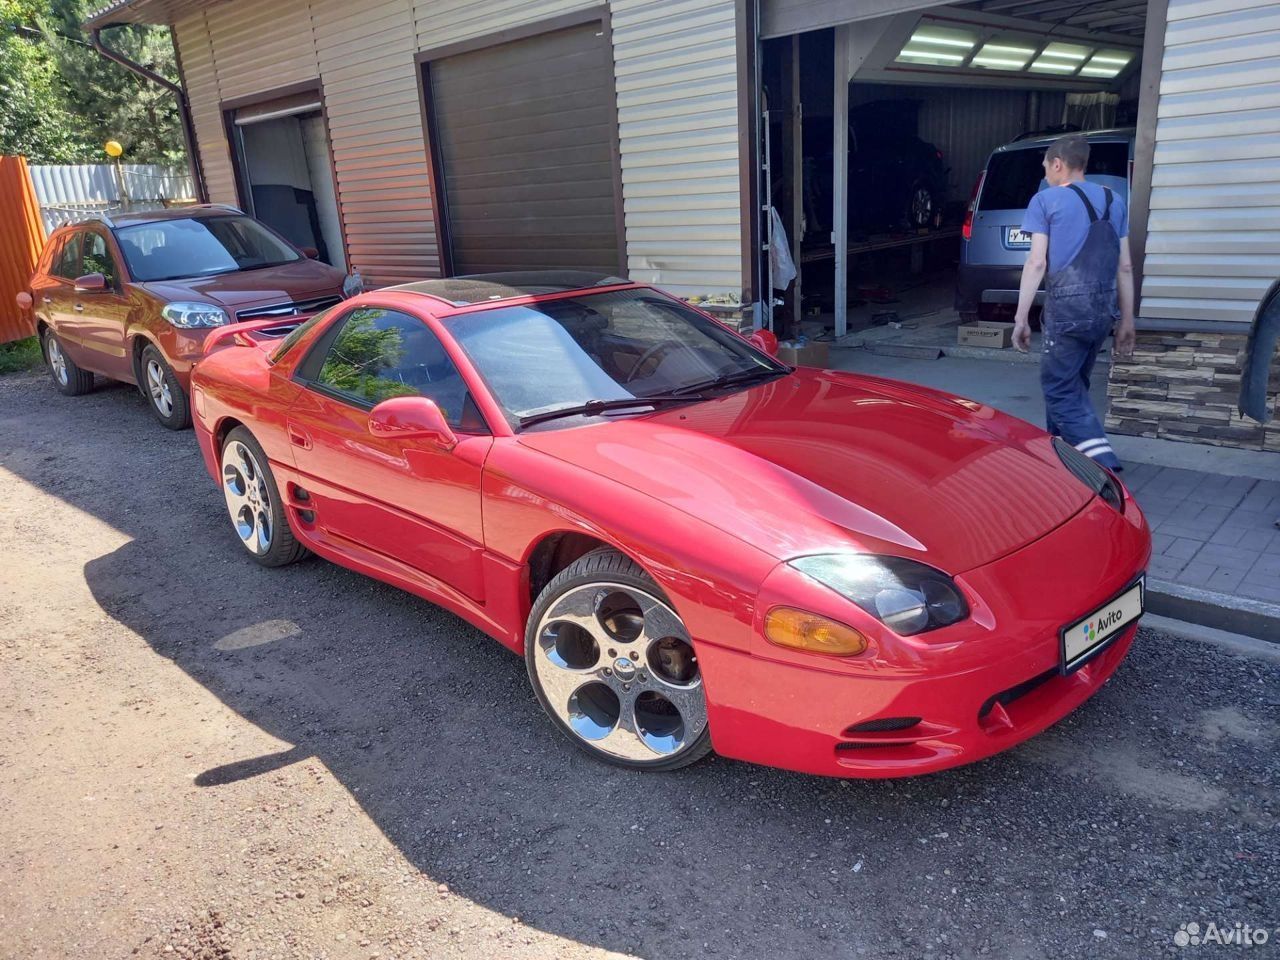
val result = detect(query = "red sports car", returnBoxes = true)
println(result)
[190,272,1150,778]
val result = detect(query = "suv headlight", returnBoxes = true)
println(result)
[161,302,230,328]
[789,554,969,636]
[1053,437,1124,513]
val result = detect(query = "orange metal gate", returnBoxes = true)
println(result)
[0,156,46,345]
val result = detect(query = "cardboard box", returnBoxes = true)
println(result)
[777,340,829,368]
[956,321,1014,349]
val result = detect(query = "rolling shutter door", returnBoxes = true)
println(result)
[427,22,622,275]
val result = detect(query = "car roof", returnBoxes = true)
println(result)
[996,127,1136,153]
[388,271,634,307]
[54,204,247,231]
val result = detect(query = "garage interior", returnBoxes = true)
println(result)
[759,0,1149,356]
[229,93,346,271]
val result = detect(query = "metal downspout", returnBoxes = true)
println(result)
[89,26,208,203]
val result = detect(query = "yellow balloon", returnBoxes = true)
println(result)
[104,140,123,158]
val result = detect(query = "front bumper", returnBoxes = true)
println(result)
[700,493,1151,778]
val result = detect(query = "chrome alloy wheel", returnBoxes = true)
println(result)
[910,186,933,227]
[146,358,174,418]
[47,337,68,386]
[532,582,707,761]
[221,439,273,555]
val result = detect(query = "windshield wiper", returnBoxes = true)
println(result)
[518,396,702,429]
[668,367,788,397]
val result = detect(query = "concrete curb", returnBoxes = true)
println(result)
[1146,578,1280,644]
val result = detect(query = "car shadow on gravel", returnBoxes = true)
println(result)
[5,373,1278,960]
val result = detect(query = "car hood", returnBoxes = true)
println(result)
[516,369,1092,574]
[137,258,346,310]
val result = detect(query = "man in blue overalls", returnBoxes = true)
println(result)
[1012,134,1136,471]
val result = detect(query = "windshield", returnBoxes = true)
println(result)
[441,289,784,427]
[114,215,301,282]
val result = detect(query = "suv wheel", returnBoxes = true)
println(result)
[140,344,191,429]
[42,328,94,396]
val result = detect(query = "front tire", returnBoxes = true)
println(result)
[907,181,935,228]
[220,427,307,568]
[141,344,191,429]
[42,328,93,396]
[526,548,713,771]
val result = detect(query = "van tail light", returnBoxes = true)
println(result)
[962,169,986,242]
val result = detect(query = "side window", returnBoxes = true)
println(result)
[51,233,83,280]
[81,232,119,286]
[308,307,478,428]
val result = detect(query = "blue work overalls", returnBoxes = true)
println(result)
[1040,183,1123,471]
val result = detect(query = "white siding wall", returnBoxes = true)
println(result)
[1142,0,1280,323]
[173,0,743,296]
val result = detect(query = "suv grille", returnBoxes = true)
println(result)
[236,294,342,322]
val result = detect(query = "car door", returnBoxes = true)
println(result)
[285,305,492,601]
[43,231,88,361]
[66,228,133,381]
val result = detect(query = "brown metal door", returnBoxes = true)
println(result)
[427,21,622,275]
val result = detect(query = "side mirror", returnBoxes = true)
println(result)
[748,329,779,357]
[74,273,107,293]
[368,396,457,449]
[301,246,319,259]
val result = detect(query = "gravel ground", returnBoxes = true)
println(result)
[1,369,1277,960]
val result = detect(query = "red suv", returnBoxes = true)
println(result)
[24,205,350,428]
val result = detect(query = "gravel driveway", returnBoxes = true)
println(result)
[1,369,1276,960]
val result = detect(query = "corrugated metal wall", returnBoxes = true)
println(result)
[172,0,743,297]
[0,157,44,344]
[27,164,193,233]
[1141,0,1280,324]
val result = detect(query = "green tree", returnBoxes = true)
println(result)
[41,0,185,164]
[319,312,421,405]
[0,0,185,164]
[0,0,90,161]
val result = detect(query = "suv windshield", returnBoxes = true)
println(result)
[979,141,1129,211]
[441,289,784,427]
[114,215,301,282]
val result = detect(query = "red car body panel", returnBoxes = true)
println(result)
[191,283,1151,779]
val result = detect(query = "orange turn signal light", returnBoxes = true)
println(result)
[765,607,869,657]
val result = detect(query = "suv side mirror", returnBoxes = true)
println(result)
[301,246,319,259]
[74,273,107,293]
[368,396,457,450]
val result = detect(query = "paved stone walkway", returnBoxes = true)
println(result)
[1126,463,1280,605]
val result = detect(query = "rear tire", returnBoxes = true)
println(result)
[42,328,93,396]
[907,181,935,229]
[219,426,308,568]
[140,344,191,430]
[525,547,713,772]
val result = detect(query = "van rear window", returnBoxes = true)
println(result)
[979,142,1128,212]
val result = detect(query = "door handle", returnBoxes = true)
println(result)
[73,303,84,312]
[288,424,312,450]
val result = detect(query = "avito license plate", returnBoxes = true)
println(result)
[1061,578,1144,672]
[1005,227,1033,247]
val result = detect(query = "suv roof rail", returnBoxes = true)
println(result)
[200,203,243,214]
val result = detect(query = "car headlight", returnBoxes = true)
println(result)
[789,554,969,636]
[161,302,230,328]
[1053,437,1124,513]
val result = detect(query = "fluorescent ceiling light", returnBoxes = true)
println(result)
[971,39,1035,70]
[909,25,978,49]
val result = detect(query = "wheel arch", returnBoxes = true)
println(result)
[213,415,246,454]
[129,332,160,389]
[525,531,618,608]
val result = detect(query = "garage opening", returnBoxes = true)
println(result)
[423,19,625,276]
[759,0,1149,370]
[230,93,346,271]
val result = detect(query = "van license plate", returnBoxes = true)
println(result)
[1005,228,1033,247]
[1060,578,1143,672]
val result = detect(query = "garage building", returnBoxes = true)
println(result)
[85,0,1280,451]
